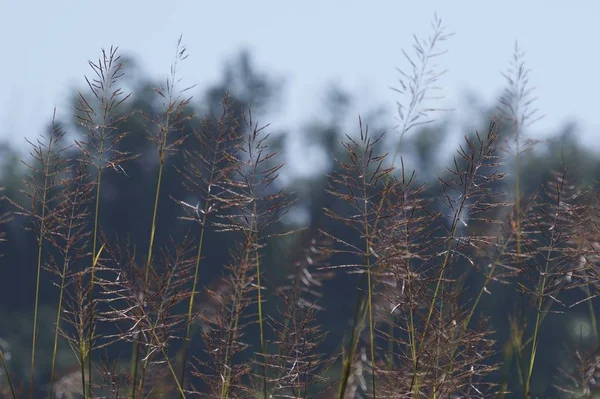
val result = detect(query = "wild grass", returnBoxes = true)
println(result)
[0,13,598,399]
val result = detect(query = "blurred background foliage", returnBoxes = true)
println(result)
[0,48,598,397]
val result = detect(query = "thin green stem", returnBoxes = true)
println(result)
[146,152,165,283]
[366,259,376,398]
[253,202,267,399]
[337,286,369,399]
[220,241,252,399]
[362,174,377,398]
[337,151,381,399]
[524,284,546,399]
[87,136,105,397]
[0,348,16,399]
[407,274,419,397]
[131,112,170,397]
[178,215,207,394]
[49,244,73,398]
[80,346,87,399]
[431,285,446,399]
[29,155,51,399]
[524,215,557,398]
[130,341,140,399]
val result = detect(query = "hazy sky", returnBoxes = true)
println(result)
[1,1,598,158]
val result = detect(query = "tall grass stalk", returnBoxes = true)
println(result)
[28,125,57,399]
[335,14,453,399]
[130,36,194,398]
[72,45,133,397]
[9,108,71,399]
[174,95,243,396]
[497,41,543,398]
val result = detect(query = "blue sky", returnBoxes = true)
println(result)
[1,1,598,160]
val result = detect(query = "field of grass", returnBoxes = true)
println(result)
[1,13,599,399]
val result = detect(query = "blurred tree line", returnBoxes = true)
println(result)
[0,48,599,396]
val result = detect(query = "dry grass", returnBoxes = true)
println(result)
[0,13,598,399]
